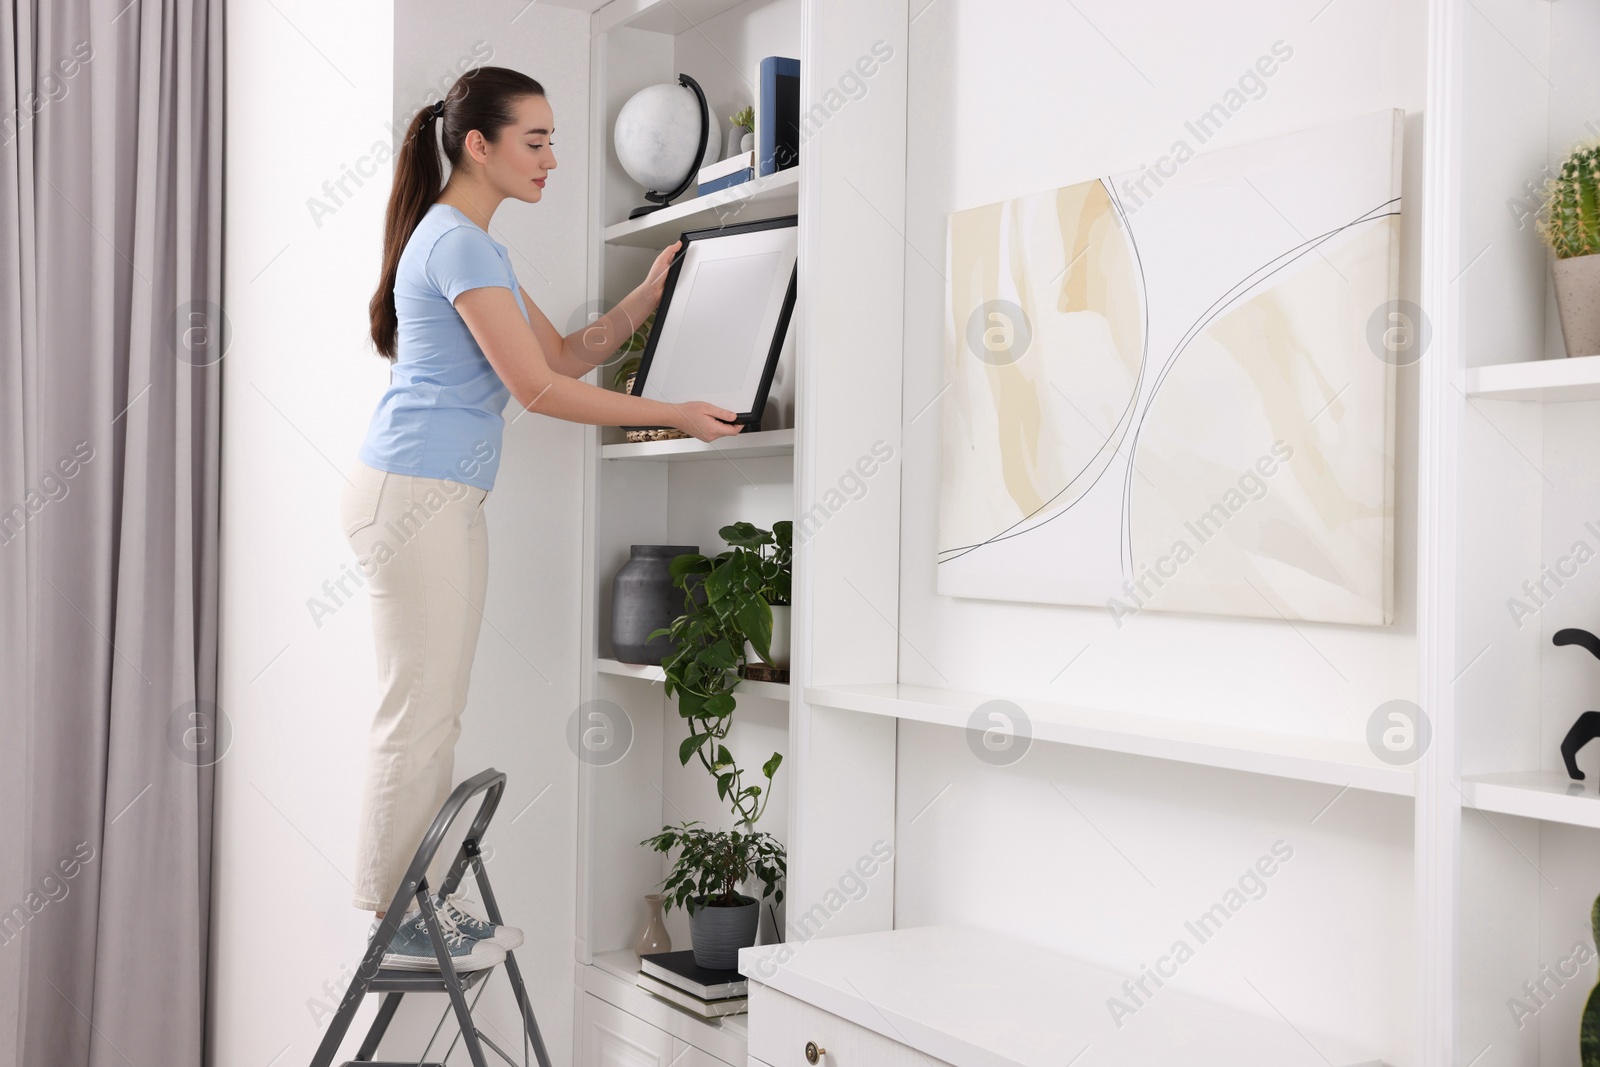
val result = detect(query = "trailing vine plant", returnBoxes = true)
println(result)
[646,520,792,829]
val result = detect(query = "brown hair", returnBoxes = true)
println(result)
[368,66,547,360]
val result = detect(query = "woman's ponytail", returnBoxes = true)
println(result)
[368,67,546,361]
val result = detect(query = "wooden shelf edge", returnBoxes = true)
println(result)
[1465,353,1600,401]
[804,683,1415,797]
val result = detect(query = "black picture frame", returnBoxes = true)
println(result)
[623,214,799,433]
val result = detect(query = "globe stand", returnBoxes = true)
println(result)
[627,73,711,220]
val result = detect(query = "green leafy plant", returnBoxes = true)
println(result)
[1585,890,1600,1064]
[640,821,785,914]
[646,520,792,828]
[610,309,656,391]
[729,106,754,132]
[1539,143,1600,260]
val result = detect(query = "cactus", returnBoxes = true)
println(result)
[1538,143,1600,259]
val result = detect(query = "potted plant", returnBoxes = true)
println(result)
[728,521,791,669]
[640,521,792,965]
[649,520,792,687]
[640,821,785,969]
[728,105,755,156]
[613,308,656,393]
[647,523,788,832]
[1538,142,1600,357]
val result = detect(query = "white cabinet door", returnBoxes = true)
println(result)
[580,993,675,1067]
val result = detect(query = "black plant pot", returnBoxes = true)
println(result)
[688,893,759,970]
[610,545,697,665]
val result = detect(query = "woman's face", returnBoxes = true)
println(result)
[482,93,557,204]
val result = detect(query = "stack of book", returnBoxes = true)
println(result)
[636,950,748,1018]
[697,151,754,196]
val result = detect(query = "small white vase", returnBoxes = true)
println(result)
[745,604,790,668]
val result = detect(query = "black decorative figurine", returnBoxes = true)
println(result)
[1555,628,1600,780]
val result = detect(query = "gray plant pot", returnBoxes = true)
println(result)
[688,893,759,970]
[1553,253,1600,357]
[611,545,697,665]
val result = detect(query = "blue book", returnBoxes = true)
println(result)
[757,56,800,177]
[698,169,754,195]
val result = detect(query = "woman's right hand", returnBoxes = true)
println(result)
[672,400,745,442]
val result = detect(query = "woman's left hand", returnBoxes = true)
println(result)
[642,240,682,308]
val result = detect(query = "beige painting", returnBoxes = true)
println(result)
[936,109,1401,626]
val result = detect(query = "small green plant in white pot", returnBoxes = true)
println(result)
[729,105,755,155]
[1538,142,1600,357]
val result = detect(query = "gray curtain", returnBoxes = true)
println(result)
[0,0,223,1065]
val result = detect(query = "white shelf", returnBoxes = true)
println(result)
[1461,770,1600,829]
[604,168,800,249]
[1464,354,1600,401]
[582,949,748,1062]
[741,925,1384,1067]
[805,682,1414,797]
[599,657,791,702]
[594,0,758,34]
[601,428,794,462]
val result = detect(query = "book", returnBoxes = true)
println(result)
[699,151,754,184]
[756,57,800,177]
[635,972,748,1018]
[639,949,747,999]
[697,151,754,196]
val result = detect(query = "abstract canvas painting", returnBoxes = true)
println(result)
[936,109,1401,626]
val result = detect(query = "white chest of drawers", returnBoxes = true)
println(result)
[745,981,958,1067]
[739,924,1386,1067]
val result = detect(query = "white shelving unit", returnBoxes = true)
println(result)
[1435,0,1600,1062]
[562,0,1600,1063]
[572,1,812,1064]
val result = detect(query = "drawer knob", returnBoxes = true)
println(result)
[805,1040,826,1064]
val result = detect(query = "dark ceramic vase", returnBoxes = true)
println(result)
[611,545,698,664]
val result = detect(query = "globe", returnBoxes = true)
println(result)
[614,81,722,195]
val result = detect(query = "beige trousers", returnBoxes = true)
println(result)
[340,460,489,912]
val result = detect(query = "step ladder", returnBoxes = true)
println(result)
[309,767,553,1067]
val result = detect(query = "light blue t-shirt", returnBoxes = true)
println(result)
[358,203,528,491]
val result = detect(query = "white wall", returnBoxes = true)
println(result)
[213,1,588,1062]
[892,0,1427,1058]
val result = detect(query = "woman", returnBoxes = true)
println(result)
[342,66,742,971]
